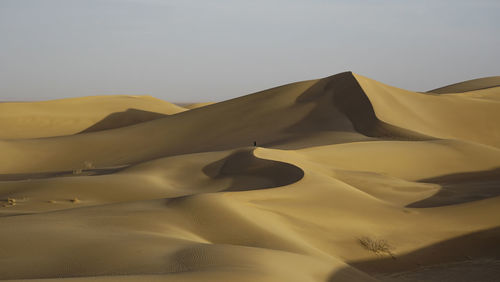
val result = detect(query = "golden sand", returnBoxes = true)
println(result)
[0,72,499,281]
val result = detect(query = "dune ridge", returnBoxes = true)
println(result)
[0,95,186,139]
[0,72,499,281]
[427,76,500,94]
[181,102,216,109]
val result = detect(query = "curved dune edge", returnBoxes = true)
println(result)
[353,73,500,148]
[0,95,186,139]
[1,143,499,280]
[295,72,433,140]
[77,109,169,134]
[202,148,304,192]
[0,72,441,174]
[427,76,500,94]
[182,102,216,109]
[0,148,306,215]
[0,72,499,281]
[3,141,499,214]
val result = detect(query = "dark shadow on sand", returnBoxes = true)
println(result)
[263,72,435,150]
[202,149,304,191]
[407,167,500,208]
[329,227,500,281]
[79,108,168,134]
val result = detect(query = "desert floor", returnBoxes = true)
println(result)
[1,72,499,281]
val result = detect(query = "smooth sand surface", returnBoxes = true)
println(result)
[181,102,216,109]
[0,72,499,281]
[428,76,500,94]
[0,95,186,139]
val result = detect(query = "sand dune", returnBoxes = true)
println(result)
[182,102,216,109]
[428,76,500,94]
[354,74,500,148]
[0,95,186,139]
[1,72,499,281]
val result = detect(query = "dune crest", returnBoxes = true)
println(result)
[428,76,500,94]
[0,95,186,139]
[182,102,216,109]
[1,72,499,281]
[203,148,304,191]
[354,73,500,148]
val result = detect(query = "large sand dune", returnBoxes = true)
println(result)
[1,72,499,281]
[0,95,186,139]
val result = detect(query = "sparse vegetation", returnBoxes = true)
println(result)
[83,161,94,169]
[70,197,80,204]
[2,197,17,207]
[72,161,94,175]
[359,237,395,258]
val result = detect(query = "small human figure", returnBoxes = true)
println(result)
[253,141,257,147]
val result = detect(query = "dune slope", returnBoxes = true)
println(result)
[0,72,499,281]
[0,95,186,139]
[428,76,500,94]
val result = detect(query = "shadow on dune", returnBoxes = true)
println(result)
[297,72,433,139]
[407,167,500,208]
[329,227,500,281]
[79,108,168,134]
[0,71,443,175]
[327,267,378,282]
[203,149,304,191]
[265,72,433,149]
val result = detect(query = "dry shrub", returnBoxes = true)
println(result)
[73,161,94,175]
[359,237,395,258]
[83,161,94,169]
[2,197,17,207]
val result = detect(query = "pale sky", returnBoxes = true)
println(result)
[1,0,499,102]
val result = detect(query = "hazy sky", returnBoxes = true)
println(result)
[1,0,499,102]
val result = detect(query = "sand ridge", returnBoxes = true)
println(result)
[0,95,186,139]
[0,72,499,281]
[427,76,500,94]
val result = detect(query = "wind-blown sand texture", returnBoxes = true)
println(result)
[0,72,499,281]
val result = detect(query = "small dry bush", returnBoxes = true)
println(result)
[83,161,94,169]
[70,197,80,203]
[359,237,395,257]
[2,197,17,207]
[72,161,94,175]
